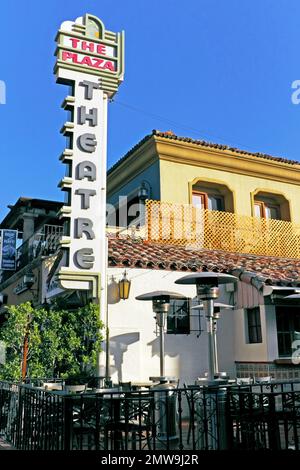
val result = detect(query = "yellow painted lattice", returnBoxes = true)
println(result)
[145,200,300,258]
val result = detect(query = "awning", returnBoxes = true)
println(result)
[262,286,300,297]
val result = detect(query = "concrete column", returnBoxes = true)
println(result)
[22,213,37,241]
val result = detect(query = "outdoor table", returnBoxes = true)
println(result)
[196,378,208,387]
[149,376,177,383]
[131,382,158,390]
[97,389,154,450]
[42,382,63,391]
[95,390,124,449]
[51,390,78,395]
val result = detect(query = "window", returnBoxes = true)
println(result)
[192,192,206,209]
[192,191,224,211]
[167,299,190,334]
[191,180,234,213]
[246,307,262,343]
[254,201,280,220]
[276,307,300,357]
[253,191,292,221]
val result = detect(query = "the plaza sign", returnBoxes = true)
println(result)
[60,39,116,72]
[55,13,124,92]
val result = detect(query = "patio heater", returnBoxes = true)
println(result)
[191,302,233,376]
[176,273,237,450]
[135,290,187,383]
[136,290,187,444]
[175,273,237,383]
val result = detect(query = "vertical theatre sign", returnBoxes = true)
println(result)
[54,14,124,295]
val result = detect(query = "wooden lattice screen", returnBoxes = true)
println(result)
[145,200,300,258]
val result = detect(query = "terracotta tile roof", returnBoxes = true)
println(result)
[108,130,300,175]
[108,237,300,286]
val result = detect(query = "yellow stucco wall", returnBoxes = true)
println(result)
[159,158,300,223]
[107,135,300,225]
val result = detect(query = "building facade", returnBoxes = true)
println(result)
[108,129,300,224]
[107,130,300,380]
[0,198,63,309]
[1,132,300,382]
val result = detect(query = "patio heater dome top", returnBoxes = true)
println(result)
[283,294,300,300]
[191,302,234,310]
[175,272,238,286]
[136,290,188,301]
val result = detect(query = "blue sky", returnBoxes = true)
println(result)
[0,0,300,220]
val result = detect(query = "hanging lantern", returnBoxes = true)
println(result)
[119,270,131,300]
[107,276,120,304]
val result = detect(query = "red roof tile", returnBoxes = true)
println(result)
[152,130,300,165]
[108,237,300,286]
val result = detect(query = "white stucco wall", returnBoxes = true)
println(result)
[231,297,281,364]
[233,306,268,362]
[106,267,236,384]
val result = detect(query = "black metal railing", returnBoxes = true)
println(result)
[0,383,224,450]
[227,383,300,450]
[0,381,20,446]
[1,380,300,450]
[16,225,63,270]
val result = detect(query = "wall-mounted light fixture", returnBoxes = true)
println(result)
[14,270,36,295]
[118,270,131,300]
[23,271,35,289]
[0,293,8,306]
[138,180,152,201]
[105,272,131,386]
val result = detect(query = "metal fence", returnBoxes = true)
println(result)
[16,224,63,271]
[0,381,19,446]
[1,381,300,450]
[227,381,300,450]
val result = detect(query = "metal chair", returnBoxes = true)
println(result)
[119,381,132,391]
[104,391,155,450]
[71,395,99,450]
[236,377,253,385]
[254,376,272,384]
[64,384,86,394]
[183,383,201,445]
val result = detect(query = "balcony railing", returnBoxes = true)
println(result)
[146,200,300,258]
[16,224,64,271]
